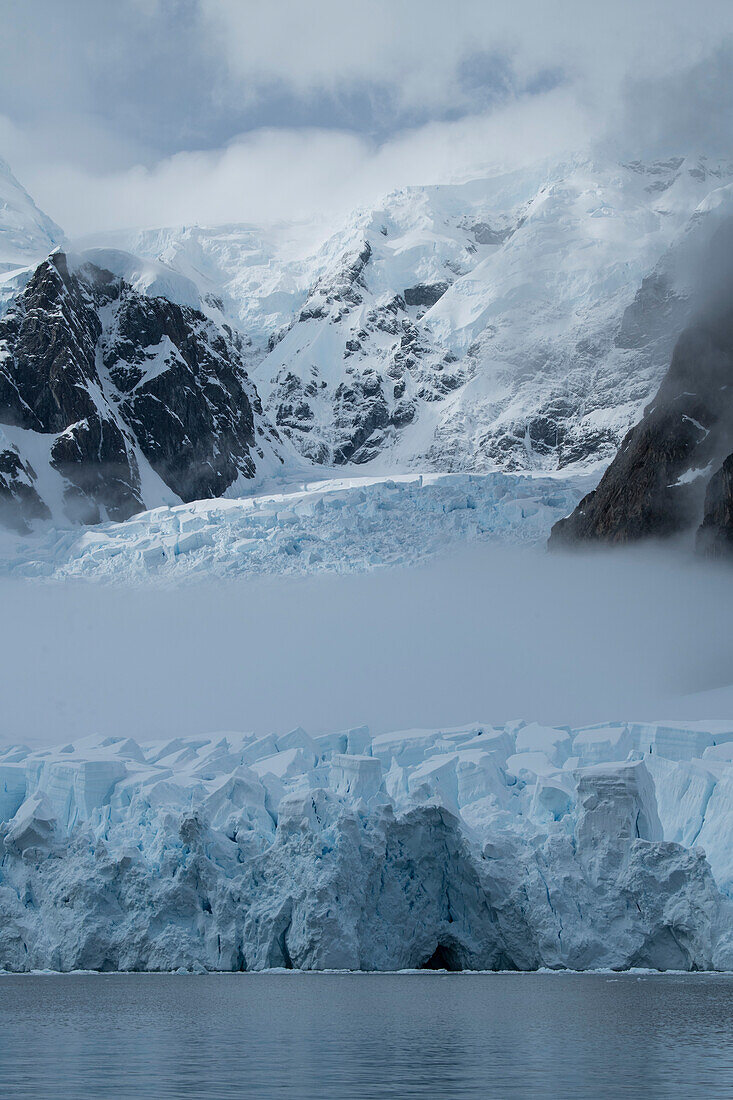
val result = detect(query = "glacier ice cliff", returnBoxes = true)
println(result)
[1,720,732,972]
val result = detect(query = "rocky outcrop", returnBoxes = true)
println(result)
[0,253,284,528]
[264,236,465,465]
[0,448,49,531]
[403,282,449,308]
[549,306,733,549]
[697,453,733,556]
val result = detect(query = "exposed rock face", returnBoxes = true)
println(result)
[403,282,449,308]
[0,448,49,531]
[697,454,733,557]
[0,253,283,528]
[549,307,733,548]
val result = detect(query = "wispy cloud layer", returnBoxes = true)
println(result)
[1,0,731,234]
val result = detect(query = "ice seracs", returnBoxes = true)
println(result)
[0,470,591,581]
[1,716,732,972]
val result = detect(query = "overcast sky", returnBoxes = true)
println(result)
[1,0,732,234]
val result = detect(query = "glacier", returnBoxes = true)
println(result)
[1,718,732,973]
[0,470,592,582]
[2,152,732,977]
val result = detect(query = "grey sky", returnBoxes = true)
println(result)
[1,0,732,233]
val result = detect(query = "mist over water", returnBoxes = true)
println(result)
[2,544,732,747]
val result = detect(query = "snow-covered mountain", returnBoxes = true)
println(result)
[108,155,733,473]
[0,157,64,273]
[2,154,733,531]
[0,157,66,315]
[1,718,732,971]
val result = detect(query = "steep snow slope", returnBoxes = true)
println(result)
[0,471,591,581]
[0,158,65,314]
[108,155,733,474]
[0,157,64,272]
[1,718,732,972]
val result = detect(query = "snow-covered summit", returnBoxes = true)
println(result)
[0,157,64,274]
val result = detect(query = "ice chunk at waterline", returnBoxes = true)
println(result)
[0,719,732,972]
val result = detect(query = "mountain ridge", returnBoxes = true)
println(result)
[3,154,733,531]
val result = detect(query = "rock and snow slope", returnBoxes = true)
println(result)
[0,251,292,530]
[110,155,733,474]
[549,210,733,555]
[1,719,732,972]
[2,154,733,533]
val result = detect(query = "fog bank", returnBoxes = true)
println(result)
[2,544,732,747]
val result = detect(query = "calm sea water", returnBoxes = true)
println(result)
[0,972,731,1099]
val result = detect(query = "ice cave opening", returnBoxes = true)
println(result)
[420,944,464,972]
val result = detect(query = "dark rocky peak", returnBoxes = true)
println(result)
[0,252,283,529]
[298,238,373,323]
[0,253,104,434]
[0,253,143,526]
[549,305,733,550]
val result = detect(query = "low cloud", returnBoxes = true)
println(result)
[1,0,732,237]
[9,88,588,237]
[1,544,732,747]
